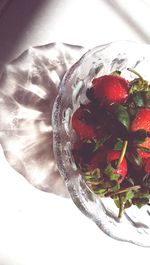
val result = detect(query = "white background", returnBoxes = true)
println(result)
[0,0,150,264]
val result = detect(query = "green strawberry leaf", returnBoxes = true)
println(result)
[114,140,123,151]
[114,190,134,217]
[129,78,149,94]
[125,190,134,201]
[83,174,94,180]
[123,191,134,209]
[143,90,150,107]
[104,163,115,176]
[93,134,111,151]
[95,188,107,197]
[103,164,121,182]
[114,197,120,208]
[111,183,120,193]
[110,173,120,181]
[83,168,102,180]
[132,92,144,107]
[111,70,121,76]
[113,104,130,129]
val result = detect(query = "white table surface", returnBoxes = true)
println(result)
[0,0,150,264]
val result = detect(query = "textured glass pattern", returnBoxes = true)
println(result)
[0,42,85,196]
[52,41,150,247]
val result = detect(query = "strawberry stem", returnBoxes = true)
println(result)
[118,194,124,219]
[86,180,101,186]
[117,140,128,167]
[117,184,141,219]
[109,185,141,196]
[127,68,143,80]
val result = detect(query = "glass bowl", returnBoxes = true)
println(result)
[52,40,150,247]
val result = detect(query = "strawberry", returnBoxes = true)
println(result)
[137,149,150,159]
[143,157,150,173]
[92,75,129,104]
[130,108,150,158]
[71,104,96,139]
[72,140,95,169]
[86,146,105,172]
[107,150,127,183]
[72,138,105,172]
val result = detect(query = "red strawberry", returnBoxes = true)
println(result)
[92,75,129,104]
[137,149,150,159]
[72,140,95,168]
[130,108,150,158]
[71,104,97,139]
[107,150,127,183]
[86,146,105,171]
[72,140,105,172]
[143,157,150,173]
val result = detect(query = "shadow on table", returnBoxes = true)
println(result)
[0,42,85,197]
[0,0,52,66]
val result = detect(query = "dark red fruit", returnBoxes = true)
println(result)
[72,139,105,172]
[86,146,105,172]
[107,150,127,183]
[92,75,129,104]
[143,158,150,173]
[72,140,95,168]
[130,108,150,158]
[71,104,97,139]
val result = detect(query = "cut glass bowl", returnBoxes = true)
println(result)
[52,41,150,247]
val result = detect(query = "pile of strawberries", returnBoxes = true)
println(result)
[71,69,150,218]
